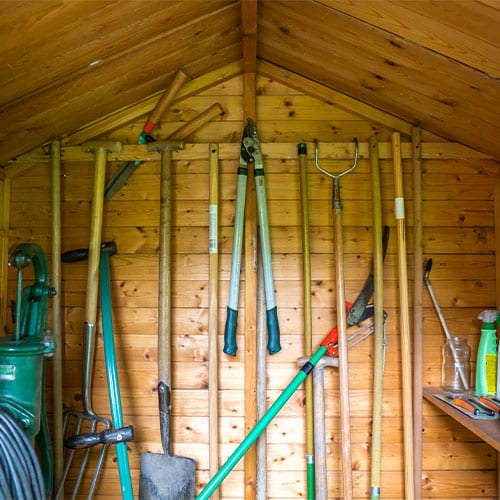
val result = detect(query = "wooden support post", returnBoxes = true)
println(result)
[51,139,64,489]
[0,177,10,335]
[241,1,258,498]
[412,126,423,499]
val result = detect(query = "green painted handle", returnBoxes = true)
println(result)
[196,346,327,499]
[266,306,281,354]
[223,307,238,356]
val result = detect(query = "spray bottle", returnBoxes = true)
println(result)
[475,310,497,396]
[497,311,500,399]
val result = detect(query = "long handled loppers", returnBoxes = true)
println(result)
[223,118,280,356]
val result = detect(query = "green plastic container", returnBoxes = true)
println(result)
[0,338,46,439]
[475,310,498,396]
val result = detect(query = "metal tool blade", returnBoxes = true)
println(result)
[346,225,389,325]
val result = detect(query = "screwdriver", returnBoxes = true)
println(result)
[453,397,480,415]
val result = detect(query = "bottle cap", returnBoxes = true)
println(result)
[478,309,497,328]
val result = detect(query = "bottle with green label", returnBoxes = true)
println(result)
[475,310,498,396]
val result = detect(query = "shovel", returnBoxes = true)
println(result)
[140,382,195,499]
[139,141,195,499]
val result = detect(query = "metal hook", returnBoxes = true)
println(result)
[314,138,359,179]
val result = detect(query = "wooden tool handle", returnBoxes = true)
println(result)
[392,131,415,500]
[208,143,220,497]
[146,69,189,131]
[158,149,173,385]
[168,103,224,141]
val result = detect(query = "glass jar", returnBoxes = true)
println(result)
[441,337,471,395]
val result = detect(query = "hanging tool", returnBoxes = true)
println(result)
[298,142,315,499]
[197,318,376,500]
[208,143,220,498]
[139,141,196,499]
[100,247,134,499]
[314,137,359,500]
[224,118,280,356]
[104,69,189,201]
[369,135,386,500]
[312,357,336,500]
[320,226,389,357]
[392,131,414,500]
[424,259,469,391]
[297,355,336,500]
[57,140,121,499]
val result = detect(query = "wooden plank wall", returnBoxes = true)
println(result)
[4,74,499,498]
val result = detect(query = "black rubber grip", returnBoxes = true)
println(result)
[266,306,281,355]
[223,307,238,356]
[65,425,134,449]
[62,241,117,262]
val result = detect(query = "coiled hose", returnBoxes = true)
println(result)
[0,409,45,500]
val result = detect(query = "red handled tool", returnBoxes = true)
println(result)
[104,69,189,200]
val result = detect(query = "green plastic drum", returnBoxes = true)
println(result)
[0,337,46,439]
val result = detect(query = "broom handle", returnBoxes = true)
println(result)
[369,136,384,499]
[333,177,353,500]
[208,144,220,498]
[298,143,315,499]
[392,132,415,500]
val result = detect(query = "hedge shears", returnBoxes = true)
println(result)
[223,118,280,356]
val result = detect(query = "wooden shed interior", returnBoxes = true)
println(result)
[1,1,499,498]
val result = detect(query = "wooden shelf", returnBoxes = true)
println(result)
[423,388,500,452]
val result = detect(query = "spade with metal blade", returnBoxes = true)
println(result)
[138,140,195,499]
